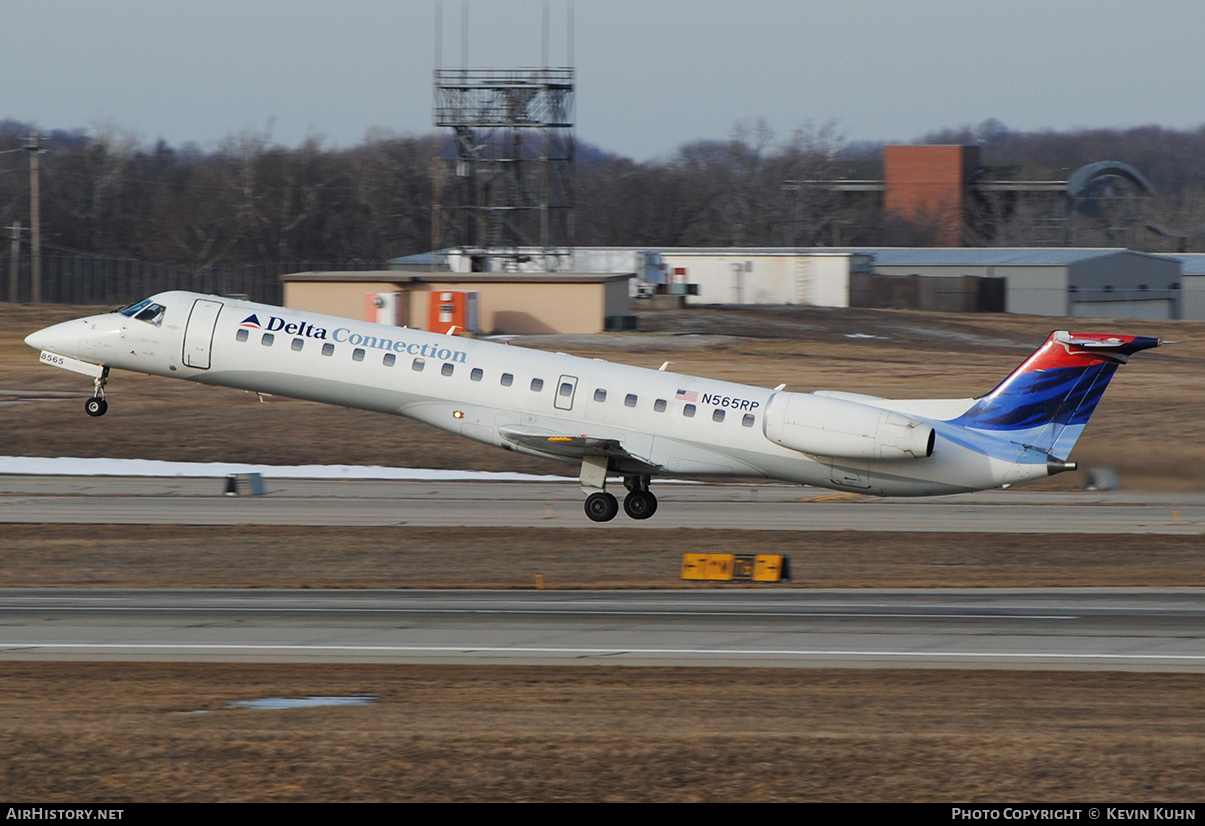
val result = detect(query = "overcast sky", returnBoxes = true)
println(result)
[5,0,1205,160]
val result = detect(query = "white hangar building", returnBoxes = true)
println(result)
[652,248,872,308]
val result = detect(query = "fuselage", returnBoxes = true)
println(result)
[26,290,1085,500]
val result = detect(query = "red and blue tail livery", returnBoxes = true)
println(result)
[947,332,1160,464]
[25,293,1164,522]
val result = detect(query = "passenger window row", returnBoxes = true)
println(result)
[237,328,463,375]
[588,387,756,427]
[235,329,756,425]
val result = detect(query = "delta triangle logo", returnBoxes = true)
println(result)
[239,314,262,329]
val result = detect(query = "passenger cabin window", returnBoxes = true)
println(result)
[530,378,544,392]
[471,367,483,382]
[261,333,274,346]
[412,358,425,372]
[654,399,667,413]
[291,338,304,352]
[236,329,249,343]
[594,389,607,403]
[712,409,725,423]
[501,373,514,387]
[383,353,396,367]
[742,413,755,428]
[560,382,574,397]
[624,394,637,408]
[442,363,454,377]
[352,348,365,362]
[683,404,696,418]
[321,343,335,357]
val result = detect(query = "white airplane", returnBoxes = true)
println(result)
[25,290,1160,522]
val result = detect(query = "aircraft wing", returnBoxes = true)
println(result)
[498,425,663,474]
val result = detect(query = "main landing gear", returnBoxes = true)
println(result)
[585,491,620,522]
[584,487,657,523]
[84,367,110,417]
[580,460,658,523]
[621,476,657,520]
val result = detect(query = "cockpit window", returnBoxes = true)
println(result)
[119,299,165,326]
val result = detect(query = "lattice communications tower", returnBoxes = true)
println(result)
[432,67,575,269]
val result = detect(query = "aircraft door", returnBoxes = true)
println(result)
[554,374,578,411]
[182,298,224,369]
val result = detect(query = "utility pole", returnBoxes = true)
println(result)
[8,221,20,303]
[27,131,41,303]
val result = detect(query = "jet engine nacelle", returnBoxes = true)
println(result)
[762,391,935,461]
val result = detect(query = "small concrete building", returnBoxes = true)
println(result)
[281,270,633,334]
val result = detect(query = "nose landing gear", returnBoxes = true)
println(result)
[84,367,110,417]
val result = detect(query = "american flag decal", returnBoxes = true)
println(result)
[675,389,698,402]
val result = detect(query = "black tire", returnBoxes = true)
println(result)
[623,490,658,520]
[84,397,108,417]
[584,491,619,523]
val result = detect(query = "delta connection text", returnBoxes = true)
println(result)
[951,811,1196,821]
[250,315,468,363]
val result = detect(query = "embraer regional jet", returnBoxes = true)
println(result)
[25,291,1160,522]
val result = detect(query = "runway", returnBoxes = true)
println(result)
[3,588,1205,671]
[3,475,1203,672]
[1,475,1203,532]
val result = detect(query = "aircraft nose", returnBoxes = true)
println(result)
[25,319,85,355]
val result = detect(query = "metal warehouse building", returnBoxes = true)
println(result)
[852,248,1182,319]
[1154,254,1205,321]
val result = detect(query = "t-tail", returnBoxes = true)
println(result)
[946,331,1161,473]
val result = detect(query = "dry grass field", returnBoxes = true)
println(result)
[3,300,1204,802]
[2,524,1203,589]
[5,663,1205,802]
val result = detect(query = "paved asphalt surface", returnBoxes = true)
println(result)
[3,474,1202,670]
[2,588,1204,671]
[1,475,1203,533]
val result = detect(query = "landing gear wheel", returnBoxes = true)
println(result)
[584,491,619,523]
[84,397,108,417]
[623,489,658,520]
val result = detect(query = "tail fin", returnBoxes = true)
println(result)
[950,331,1160,459]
